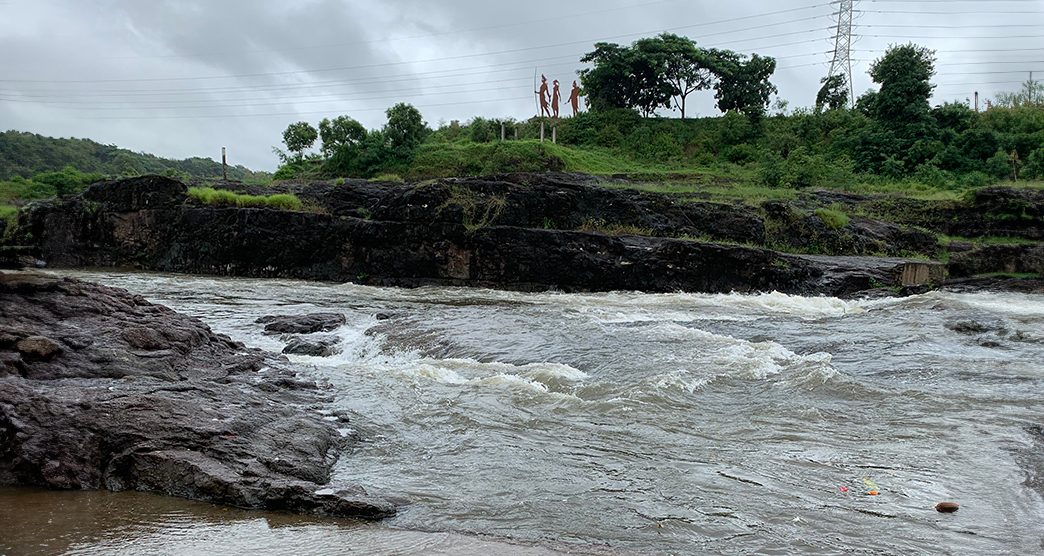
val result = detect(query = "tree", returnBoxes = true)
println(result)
[816,74,849,112]
[868,43,936,131]
[994,77,1044,107]
[711,51,778,118]
[383,103,428,155]
[580,42,644,113]
[644,34,715,118]
[318,116,366,158]
[282,121,318,160]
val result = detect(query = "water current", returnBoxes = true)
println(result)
[2,270,1042,555]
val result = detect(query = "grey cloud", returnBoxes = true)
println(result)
[0,0,1040,170]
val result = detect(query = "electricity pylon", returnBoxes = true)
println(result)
[827,0,856,107]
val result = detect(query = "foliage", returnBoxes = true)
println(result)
[866,43,936,138]
[0,166,104,206]
[580,36,774,119]
[282,121,319,160]
[993,77,1044,108]
[187,187,303,211]
[816,75,848,111]
[384,103,429,156]
[711,51,778,119]
[318,116,366,158]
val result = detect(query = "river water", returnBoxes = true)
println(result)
[3,271,1043,555]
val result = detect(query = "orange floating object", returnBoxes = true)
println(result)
[867,490,879,496]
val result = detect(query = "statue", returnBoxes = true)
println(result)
[568,80,582,117]
[536,74,551,118]
[551,79,561,118]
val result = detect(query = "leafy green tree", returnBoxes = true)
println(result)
[383,103,428,155]
[710,51,778,119]
[282,121,318,160]
[318,116,366,158]
[867,43,936,134]
[815,74,849,112]
[645,34,716,118]
[580,42,641,113]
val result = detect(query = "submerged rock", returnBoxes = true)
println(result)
[257,313,347,334]
[282,336,342,357]
[0,272,395,519]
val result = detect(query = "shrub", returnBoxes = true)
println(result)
[1022,148,1044,179]
[187,187,303,211]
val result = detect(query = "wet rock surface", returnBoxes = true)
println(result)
[0,272,396,518]
[257,313,347,334]
[282,336,342,357]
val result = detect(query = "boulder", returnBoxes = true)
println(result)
[257,313,347,334]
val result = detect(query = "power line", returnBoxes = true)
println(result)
[82,96,536,121]
[0,6,833,84]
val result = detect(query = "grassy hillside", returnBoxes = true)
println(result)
[0,130,269,182]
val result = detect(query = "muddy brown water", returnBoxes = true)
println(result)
[3,270,1042,555]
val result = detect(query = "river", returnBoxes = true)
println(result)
[2,271,1042,555]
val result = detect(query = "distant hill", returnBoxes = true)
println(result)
[0,130,269,182]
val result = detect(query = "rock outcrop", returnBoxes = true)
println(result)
[0,272,396,518]
[3,174,950,296]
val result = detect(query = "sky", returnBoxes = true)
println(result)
[1,0,1041,171]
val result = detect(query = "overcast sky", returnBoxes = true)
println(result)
[1,0,1041,170]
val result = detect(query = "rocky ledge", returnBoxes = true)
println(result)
[0,271,396,518]
[2,174,961,297]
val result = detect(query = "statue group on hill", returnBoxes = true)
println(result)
[537,74,583,118]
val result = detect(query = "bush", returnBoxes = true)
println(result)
[722,144,760,164]
[758,147,854,188]
[959,171,993,188]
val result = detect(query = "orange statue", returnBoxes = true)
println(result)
[568,80,582,116]
[536,75,551,118]
[551,79,561,118]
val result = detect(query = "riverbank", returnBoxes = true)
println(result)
[5,173,1038,296]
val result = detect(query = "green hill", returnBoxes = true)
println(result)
[0,130,268,182]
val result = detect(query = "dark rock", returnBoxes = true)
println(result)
[942,276,1044,294]
[257,313,347,334]
[0,272,396,519]
[282,336,342,357]
[15,336,62,361]
[82,175,187,211]
[935,502,960,513]
[948,244,1044,278]
[947,320,995,334]
[121,327,171,351]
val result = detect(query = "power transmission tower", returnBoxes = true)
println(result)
[827,0,856,107]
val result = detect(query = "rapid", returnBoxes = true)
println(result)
[3,271,1042,555]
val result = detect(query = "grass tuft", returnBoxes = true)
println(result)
[188,187,303,211]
